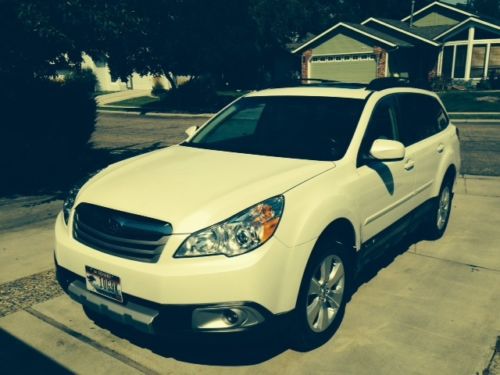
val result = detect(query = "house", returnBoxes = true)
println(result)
[80,54,173,92]
[293,1,500,84]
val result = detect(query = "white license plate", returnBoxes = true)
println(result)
[85,266,123,303]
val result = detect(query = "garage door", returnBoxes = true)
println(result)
[309,54,377,83]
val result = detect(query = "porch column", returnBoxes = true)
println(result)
[464,26,475,80]
[374,47,388,78]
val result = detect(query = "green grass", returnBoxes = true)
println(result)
[93,91,115,98]
[438,91,500,112]
[449,113,500,120]
[106,96,160,107]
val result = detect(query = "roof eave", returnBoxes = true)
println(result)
[433,17,500,40]
[401,1,473,22]
[292,22,397,54]
[361,17,441,46]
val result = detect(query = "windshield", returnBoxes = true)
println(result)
[184,96,365,161]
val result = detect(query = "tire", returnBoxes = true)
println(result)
[289,239,353,351]
[423,178,454,240]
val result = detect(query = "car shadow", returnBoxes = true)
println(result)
[84,233,421,366]
[85,311,289,366]
[352,231,418,295]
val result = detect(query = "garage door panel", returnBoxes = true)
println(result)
[310,60,376,83]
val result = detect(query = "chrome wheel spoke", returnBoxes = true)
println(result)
[319,259,330,285]
[326,290,343,309]
[327,261,344,289]
[307,297,321,326]
[317,305,330,331]
[309,278,321,296]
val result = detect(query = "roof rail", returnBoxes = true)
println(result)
[366,77,431,91]
[270,78,368,89]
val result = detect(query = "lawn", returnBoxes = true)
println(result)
[102,90,247,113]
[106,95,160,107]
[438,91,500,112]
[104,89,500,115]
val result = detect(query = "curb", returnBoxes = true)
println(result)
[452,119,500,123]
[97,109,214,118]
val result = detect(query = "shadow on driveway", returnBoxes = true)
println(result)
[80,235,417,366]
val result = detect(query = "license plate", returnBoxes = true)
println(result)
[85,266,123,303]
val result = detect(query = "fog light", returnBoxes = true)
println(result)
[222,308,245,326]
[192,305,265,330]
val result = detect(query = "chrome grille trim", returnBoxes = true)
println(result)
[73,203,172,263]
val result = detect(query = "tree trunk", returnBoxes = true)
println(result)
[164,71,177,90]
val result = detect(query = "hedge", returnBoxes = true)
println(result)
[0,73,97,194]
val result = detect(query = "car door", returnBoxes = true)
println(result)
[395,93,449,208]
[355,95,416,242]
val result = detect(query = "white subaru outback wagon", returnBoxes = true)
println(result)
[55,79,460,350]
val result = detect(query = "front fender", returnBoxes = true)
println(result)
[276,172,361,250]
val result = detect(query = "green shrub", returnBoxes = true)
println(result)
[148,77,239,112]
[151,80,167,97]
[0,75,96,194]
[476,78,492,90]
[64,68,98,94]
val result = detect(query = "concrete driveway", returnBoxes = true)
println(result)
[0,176,499,374]
[1,112,499,374]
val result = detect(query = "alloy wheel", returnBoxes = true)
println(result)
[306,255,345,333]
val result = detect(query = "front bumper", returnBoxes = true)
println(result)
[54,211,311,315]
[56,263,292,335]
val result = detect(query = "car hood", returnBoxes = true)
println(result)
[76,145,334,233]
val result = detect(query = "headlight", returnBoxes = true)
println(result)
[175,196,284,258]
[62,170,101,224]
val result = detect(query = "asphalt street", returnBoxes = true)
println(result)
[0,112,499,374]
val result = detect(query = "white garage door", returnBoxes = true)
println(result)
[310,54,377,83]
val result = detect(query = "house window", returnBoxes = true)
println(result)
[471,45,487,78]
[442,46,454,78]
[310,53,375,63]
[454,45,467,79]
[488,44,500,77]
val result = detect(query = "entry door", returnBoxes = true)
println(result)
[354,96,416,242]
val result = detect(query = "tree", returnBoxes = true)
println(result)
[471,0,500,19]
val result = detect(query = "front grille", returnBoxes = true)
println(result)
[73,203,172,263]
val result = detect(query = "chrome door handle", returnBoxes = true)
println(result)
[437,144,445,153]
[404,159,415,171]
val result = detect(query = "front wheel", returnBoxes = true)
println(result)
[424,178,453,240]
[290,240,352,351]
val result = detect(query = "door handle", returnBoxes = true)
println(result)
[404,159,415,171]
[437,144,445,153]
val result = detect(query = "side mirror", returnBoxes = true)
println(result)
[369,139,405,161]
[185,125,199,139]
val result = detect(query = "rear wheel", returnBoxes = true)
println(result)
[424,178,453,240]
[290,240,352,351]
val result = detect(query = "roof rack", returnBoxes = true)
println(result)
[366,77,431,91]
[299,78,367,89]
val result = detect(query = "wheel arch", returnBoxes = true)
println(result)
[309,218,358,270]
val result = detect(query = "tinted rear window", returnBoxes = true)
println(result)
[397,94,449,146]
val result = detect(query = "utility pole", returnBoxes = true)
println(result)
[409,0,416,27]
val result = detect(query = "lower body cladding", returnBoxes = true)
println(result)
[56,263,290,335]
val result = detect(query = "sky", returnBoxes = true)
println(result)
[440,0,468,4]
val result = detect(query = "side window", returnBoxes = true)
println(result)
[358,96,398,164]
[396,94,448,146]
